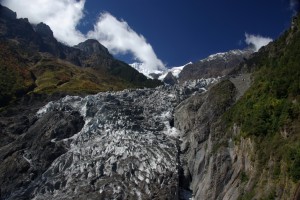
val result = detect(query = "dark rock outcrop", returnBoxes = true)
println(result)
[73,39,113,68]
[164,72,178,85]
[0,6,42,50]
[35,22,53,38]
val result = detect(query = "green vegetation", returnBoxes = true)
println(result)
[228,24,300,137]
[31,57,134,94]
[240,171,249,183]
[208,79,236,110]
[0,41,161,107]
[225,15,300,198]
[0,42,35,107]
[238,191,255,200]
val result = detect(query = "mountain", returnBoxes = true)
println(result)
[130,62,192,82]
[0,4,161,107]
[0,4,299,200]
[130,62,166,79]
[178,49,253,83]
[176,14,300,199]
[132,49,252,85]
[156,62,192,85]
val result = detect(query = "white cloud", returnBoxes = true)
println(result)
[2,0,86,45]
[245,33,273,52]
[87,13,165,72]
[2,0,165,73]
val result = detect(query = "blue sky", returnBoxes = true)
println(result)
[80,0,294,66]
[2,0,297,69]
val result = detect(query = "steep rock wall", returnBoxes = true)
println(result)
[175,80,255,200]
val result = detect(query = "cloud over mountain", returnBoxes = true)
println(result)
[245,33,273,52]
[2,0,165,72]
[2,0,86,45]
[87,13,165,72]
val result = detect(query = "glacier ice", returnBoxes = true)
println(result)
[32,78,218,199]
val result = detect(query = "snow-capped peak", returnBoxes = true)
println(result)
[130,49,253,81]
[205,49,252,62]
[158,62,192,81]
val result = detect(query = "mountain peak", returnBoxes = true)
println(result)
[0,4,17,20]
[34,22,53,38]
[75,39,111,57]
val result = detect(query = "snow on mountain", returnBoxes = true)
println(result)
[206,49,251,62]
[131,49,252,82]
[130,62,193,80]
[158,62,193,81]
[178,49,254,83]
[130,62,166,79]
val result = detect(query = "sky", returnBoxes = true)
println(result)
[1,0,298,71]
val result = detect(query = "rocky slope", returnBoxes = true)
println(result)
[138,50,253,85]
[175,79,248,199]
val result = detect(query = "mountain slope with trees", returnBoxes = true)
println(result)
[175,14,300,200]
[0,4,161,107]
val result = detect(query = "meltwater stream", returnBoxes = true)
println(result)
[30,79,217,200]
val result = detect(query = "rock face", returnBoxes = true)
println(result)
[0,78,218,199]
[163,72,178,85]
[175,80,239,199]
[73,39,113,68]
[174,77,259,200]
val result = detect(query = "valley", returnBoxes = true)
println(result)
[0,4,299,200]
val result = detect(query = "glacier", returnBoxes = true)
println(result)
[26,78,218,199]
